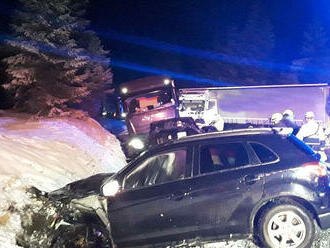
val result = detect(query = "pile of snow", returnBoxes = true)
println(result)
[0,113,126,247]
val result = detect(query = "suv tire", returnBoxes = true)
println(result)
[258,202,315,248]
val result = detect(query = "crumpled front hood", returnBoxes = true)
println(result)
[48,173,114,201]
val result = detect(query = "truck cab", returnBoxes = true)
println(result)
[179,88,224,131]
[119,76,179,155]
[120,76,179,135]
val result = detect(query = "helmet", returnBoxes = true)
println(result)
[283,109,294,119]
[305,111,315,119]
[271,112,283,124]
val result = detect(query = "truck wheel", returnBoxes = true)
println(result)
[257,203,315,248]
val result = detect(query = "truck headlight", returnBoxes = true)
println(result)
[102,180,120,197]
[128,138,145,150]
[121,87,128,94]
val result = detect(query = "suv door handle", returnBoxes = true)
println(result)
[241,175,261,185]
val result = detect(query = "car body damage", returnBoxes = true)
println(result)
[50,194,114,248]
[16,174,116,248]
[48,173,117,248]
[48,173,114,200]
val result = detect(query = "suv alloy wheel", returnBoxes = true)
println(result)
[258,202,315,248]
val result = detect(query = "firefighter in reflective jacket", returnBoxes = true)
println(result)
[296,111,325,143]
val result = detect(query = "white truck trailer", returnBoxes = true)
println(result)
[179,83,330,130]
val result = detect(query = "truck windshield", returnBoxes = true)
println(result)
[208,100,216,110]
[182,100,205,112]
[126,88,173,114]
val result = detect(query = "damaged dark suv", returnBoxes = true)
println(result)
[101,128,330,248]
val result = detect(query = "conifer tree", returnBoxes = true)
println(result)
[228,0,275,84]
[197,0,276,86]
[302,20,329,58]
[294,20,330,83]
[2,0,112,116]
[227,0,274,61]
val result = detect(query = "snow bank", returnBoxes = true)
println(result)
[0,114,126,247]
[0,116,125,191]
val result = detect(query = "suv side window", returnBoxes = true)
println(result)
[200,143,249,174]
[249,142,278,164]
[124,149,187,190]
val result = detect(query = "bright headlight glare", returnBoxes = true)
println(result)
[102,180,120,197]
[164,79,170,85]
[128,138,145,150]
[121,112,127,118]
[121,87,128,94]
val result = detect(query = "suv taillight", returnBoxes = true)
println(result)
[302,161,327,177]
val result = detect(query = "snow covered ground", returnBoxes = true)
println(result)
[0,113,126,247]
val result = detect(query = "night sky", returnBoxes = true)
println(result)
[1,0,330,85]
[86,0,330,84]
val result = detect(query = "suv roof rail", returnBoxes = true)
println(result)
[152,128,274,146]
[149,127,291,151]
[179,128,273,139]
[271,127,294,136]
